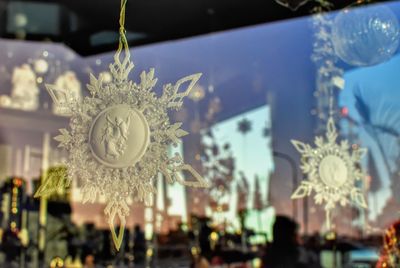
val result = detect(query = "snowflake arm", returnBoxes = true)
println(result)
[161,73,202,110]
[34,166,70,198]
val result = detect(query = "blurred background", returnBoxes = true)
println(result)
[0,0,400,267]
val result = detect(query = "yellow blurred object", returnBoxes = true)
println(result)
[50,257,64,268]
[65,256,83,268]
[253,257,262,268]
[377,220,400,267]
[18,228,29,246]
[146,248,153,257]
[191,246,199,257]
[326,231,336,241]
[210,231,219,250]
[34,166,69,199]
[210,231,219,241]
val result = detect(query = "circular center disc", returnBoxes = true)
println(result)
[318,155,348,187]
[89,104,150,168]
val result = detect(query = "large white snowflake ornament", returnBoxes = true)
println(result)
[291,116,368,229]
[44,52,210,249]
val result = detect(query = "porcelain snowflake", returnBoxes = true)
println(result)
[43,53,210,250]
[291,116,368,229]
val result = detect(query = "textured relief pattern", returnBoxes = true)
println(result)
[291,116,368,229]
[100,114,132,160]
[43,53,210,250]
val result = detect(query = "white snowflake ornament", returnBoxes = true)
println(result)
[291,116,368,229]
[43,50,210,250]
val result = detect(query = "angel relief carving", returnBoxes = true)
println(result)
[100,113,132,160]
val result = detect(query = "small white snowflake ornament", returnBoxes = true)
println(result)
[291,116,368,229]
[43,52,210,250]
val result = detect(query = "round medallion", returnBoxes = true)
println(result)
[318,155,348,187]
[89,104,150,168]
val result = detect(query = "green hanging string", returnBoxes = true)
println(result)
[114,0,131,70]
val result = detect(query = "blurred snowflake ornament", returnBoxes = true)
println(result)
[291,116,368,229]
[200,129,234,209]
[38,0,209,251]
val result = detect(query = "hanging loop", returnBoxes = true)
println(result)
[110,0,134,83]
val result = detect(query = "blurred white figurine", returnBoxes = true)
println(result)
[52,71,82,116]
[0,64,39,111]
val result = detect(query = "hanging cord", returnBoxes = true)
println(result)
[112,0,133,81]
[117,0,129,57]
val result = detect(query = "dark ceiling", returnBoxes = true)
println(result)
[0,0,393,56]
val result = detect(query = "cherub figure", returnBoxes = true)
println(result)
[100,113,132,160]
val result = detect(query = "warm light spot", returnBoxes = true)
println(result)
[191,246,199,256]
[340,106,349,117]
[14,178,22,187]
[326,231,336,241]
[50,257,64,268]
[210,231,219,241]
[253,258,262,268]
